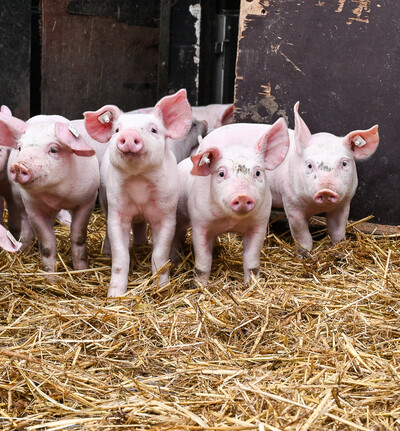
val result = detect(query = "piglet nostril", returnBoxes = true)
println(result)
[231,195,255,213]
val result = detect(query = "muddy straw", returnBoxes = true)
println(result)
[1,209,400,430]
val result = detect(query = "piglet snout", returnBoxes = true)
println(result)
[117,130,143,154]
[314,189,339,205]
[230,195,255,214]
[10,162,32,184]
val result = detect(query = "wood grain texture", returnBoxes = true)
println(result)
[41,0,159,119]
[0,1,31,120]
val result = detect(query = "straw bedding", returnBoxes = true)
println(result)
[1,209,400,430]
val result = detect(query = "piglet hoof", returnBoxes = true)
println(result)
[73,260,89,272]
[154,271,170,289]
[43,272,60,284]
[107,285,127,297]
[244,267,260,285]
[295,245,313,260]
[194,267,209,285]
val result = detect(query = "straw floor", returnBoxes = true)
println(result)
[1,209,400,430]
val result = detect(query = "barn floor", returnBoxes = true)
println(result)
[1,210,400,430]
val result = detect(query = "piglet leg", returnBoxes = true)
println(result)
[191,224,213,284]
[70,202,96,271]
[107,209,132,297]
[326,203,350,245]
[26,206,58,274]
[242,225,267,283]
[150,215,176,286]
[285,204,313,256]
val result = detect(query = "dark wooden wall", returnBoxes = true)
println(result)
[0,1,31,120]
[41,0,160,119]
[235,0,400,225]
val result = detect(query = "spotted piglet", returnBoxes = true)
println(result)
[172,118,290,284]
[267,102,379,255]
[84,89,192,297]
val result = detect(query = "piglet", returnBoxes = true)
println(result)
[267,102,379,254]
[84,89,192,297]
[172,118,290,284]
[0,111,99,275]
[191,103,234,131]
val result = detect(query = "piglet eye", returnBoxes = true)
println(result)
[151,127,157,134]
[115,128,119,133]
[218,171,225,178]
[50,148,58,154]
[307,163,312,169]
[255,170,261,177]
[342,161,348,167]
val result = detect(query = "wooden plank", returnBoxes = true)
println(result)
[235,0,400,225]
[169,0,201,105]
[66,0,160,27]
[157,0,171,99]
[0,1,31,119]
[41,1,159,119]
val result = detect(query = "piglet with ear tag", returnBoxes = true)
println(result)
[84,89,192,297]
[171,118,290,284]
[266,101,379,255]
[0,111,100,277]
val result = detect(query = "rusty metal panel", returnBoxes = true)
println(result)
[235,0,399,225]
[0,1,31,120]
[41,0,159,119]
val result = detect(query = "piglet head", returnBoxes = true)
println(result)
[191,144,265,218]
[293,102,379,207]
[94,90,192,174]
[10,120,95,188]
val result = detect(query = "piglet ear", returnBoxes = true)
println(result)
[0,224,22,252]
[154,89,192,140]
[256,118,290,170]
[344,125,379,160]
[294,101,312,154]
[84,104,122,143]
[221,104,234,126]
[0,112,27,148]
[55,123,95,157]
[190,147,222,176]
[1,105,12,116]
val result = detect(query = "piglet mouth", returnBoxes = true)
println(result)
[9,162,33,185]
[314,189,339,205]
